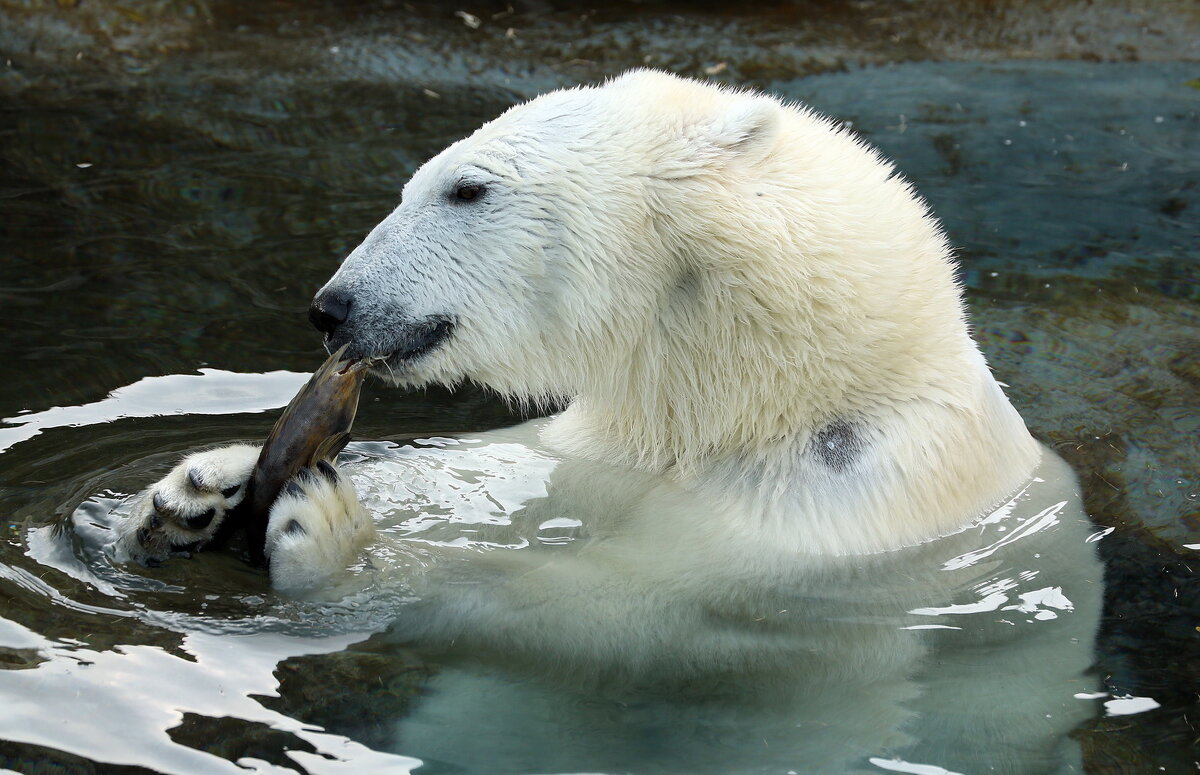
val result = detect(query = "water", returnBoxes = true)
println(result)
[8,426,1110,775]
[1,3,1197,773]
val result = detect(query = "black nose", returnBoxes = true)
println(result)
[309,289,352,334]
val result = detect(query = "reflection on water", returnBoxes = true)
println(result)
[1,2,1197,772]
[0,626,419,775]
[0,369,309,453]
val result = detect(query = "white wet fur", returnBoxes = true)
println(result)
[115,71,1101,773]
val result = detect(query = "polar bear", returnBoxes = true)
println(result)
[114,71,1101,773]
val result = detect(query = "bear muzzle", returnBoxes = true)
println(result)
[310,288,455,365]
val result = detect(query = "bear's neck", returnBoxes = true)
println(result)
[550,249,980,466]
[542,292,1041,552]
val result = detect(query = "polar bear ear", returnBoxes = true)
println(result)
[706,97,781,165]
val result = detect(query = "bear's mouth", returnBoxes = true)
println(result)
[323,315,455,375]
[376,316,456,367]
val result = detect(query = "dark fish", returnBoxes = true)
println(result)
[231,345,368,565]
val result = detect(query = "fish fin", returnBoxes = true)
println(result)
[309,431,352,467]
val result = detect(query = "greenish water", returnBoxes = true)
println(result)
[1,3,1197,773]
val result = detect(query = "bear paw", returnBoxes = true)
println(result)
[114,444,260,566]
[264,460,375,593]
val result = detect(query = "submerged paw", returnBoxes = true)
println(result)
[116,444,259,566]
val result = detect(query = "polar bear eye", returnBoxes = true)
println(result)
[454,183,484,202]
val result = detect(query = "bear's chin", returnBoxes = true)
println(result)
[364,356,440,388]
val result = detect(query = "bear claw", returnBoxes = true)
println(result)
[151,491,179,520]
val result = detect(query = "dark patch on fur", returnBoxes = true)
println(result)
[672,267,702,301]
[316,460,339,484]
[661,267,704,330]
[810,420,860,472]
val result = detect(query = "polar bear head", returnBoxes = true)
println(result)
[311,70,987,473]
